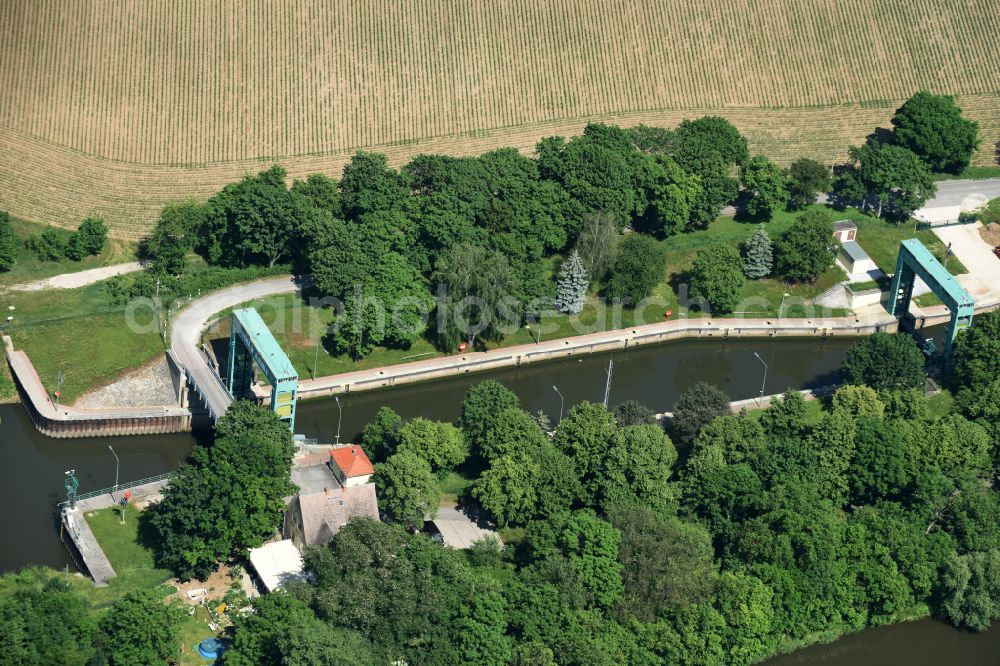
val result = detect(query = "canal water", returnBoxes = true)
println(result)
[1,332,854,573]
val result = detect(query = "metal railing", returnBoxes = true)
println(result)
[62,471,174,505]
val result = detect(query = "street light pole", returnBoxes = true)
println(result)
[753,352,768,406]
[108,445,119,492]
[334,396,342,445]
[778,292,790,318]
[312,337,321,380]
[552,385,564,425]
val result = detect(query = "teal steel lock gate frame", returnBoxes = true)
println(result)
[227,307,299,431]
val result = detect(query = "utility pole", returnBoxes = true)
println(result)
[603,359,614,407]
[334,396,343,445]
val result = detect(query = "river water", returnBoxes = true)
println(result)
[7,326,984,664]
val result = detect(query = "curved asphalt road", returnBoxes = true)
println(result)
[169,276,299,418]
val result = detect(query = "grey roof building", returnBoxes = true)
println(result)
[283,449,380,547]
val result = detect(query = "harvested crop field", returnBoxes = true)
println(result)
[2,0,999,237]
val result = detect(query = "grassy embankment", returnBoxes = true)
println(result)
[82,506,224,666]
[236,205,951,380]
[0,216,137,288]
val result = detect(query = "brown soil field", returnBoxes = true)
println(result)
[1,0,999,238]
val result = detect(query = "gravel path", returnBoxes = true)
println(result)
[8,261,143,292]
[73,354,177,409]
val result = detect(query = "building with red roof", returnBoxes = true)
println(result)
[329,445,374,487]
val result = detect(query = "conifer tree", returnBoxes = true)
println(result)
[743,224,773,279]
[554,250,589,314]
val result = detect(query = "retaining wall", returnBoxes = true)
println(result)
[6,349,193,438]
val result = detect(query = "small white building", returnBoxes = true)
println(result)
[832,220,857,243]
[838,240,878,276]
[248,539,306,593]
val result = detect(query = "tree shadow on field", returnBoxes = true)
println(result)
[864,127,895,147]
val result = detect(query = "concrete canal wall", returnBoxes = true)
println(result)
[5,346,194,438]
[279,313,902,401]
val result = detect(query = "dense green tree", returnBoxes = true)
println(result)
[396,417,468,476]
[458,380,520,458]
[553,402,619,504]
[539,124,645,223]
[638,154,702,235]
[147,402,295,579]
[758,390,810,440]
[198,165,318,267]
[693,412,766,464]
[938,549,1000,631]
[142,202,203,274]
[374,449,441,529]
[830,384,886,419]
[432,242,520,349]
[848,417,911,504]
[956,379,1000,451]
[473,451,541,527]
[891,92,980,174]
[222,591,372,666]
[26,227,66,261]
[842,332,925,391]
[339,152,408,219]
[715,571,777,665]
[574,211,620,282]
[360,406,403,462]
[785,158,832,209]
[291,172,342,217]
[609,505,717,620]
[597,424,678,513]
[743,224,773,279]
[671,381,732,441]
[65,216,107,260]
[952,309,1000,393]
[670,116,748,226]
[0,210,17,272]
[741,156,789,218]
[606,233,666,303]
[847,142,936,219]
[480,407,549,462]
[774,208,838,281]
[96,589,185,666]
[0,569,95,665]
[611,399,658,426]
[689,244,745,313]
[528,509,625,612]
[554,250,589,314]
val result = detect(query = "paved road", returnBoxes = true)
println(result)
[8,261,143,291]
[721,179,1000,218]
[169,276,299,419]
[923,178,1000,209]
[933,222,1000,304]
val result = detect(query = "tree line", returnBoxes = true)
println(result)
[121,91,981,348]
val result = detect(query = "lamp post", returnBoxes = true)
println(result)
[778,292,790,319]
[311,337,321,380]
[334,396,342,445]
[108,445,119,492]
[753,352,768,406]
[552,385,564,425]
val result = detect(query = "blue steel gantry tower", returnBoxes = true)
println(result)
[227,307,299,431]
[888,239,975,363]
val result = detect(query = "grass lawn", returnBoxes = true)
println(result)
[1,283,165,403]
[0,216,137,288]
[81,506,173,609]
[914,292,944,308]
[825,208,967,275]
[80,507,223,665]
[926,389,956,420]
[0,363,14,401]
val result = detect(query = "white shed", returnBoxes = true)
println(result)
[248,539,306,592]
[838,241,877,276]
